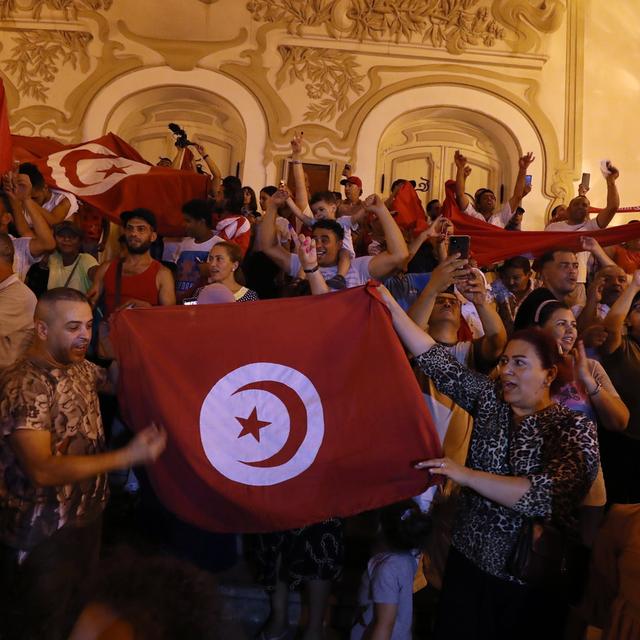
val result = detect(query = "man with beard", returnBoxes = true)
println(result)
[0,287,167,640]
[88,208,175,316]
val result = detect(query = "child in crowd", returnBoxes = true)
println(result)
[286,190,365,289]
[351,500,432,640]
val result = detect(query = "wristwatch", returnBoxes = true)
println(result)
[303,265,319,274]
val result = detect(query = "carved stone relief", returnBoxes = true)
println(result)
[0,0,113,20]
[276,46,365,121]
[3,30,92,102]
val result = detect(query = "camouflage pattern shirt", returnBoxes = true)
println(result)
[0,356,109,551]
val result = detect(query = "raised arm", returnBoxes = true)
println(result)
[573,342,629,432]
[365,195,409,279]
[292,233,329,295]
[256,190,293,273]
[9,174,55,256]
[407,254,469,329]
[454,150,471,211]
[190,142,222,198]
[508,152,535,212]
[289,132,309,213]
[286,196,314,227]
[601,270,640,354]
[458,270,507,364]
[595,162,620,229]
[580,236,615,268]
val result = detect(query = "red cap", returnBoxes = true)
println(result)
[340,176,363,190]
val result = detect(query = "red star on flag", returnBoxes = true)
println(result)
[236,407,271,442]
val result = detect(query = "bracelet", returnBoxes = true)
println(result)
[587,381,602,397]
[291,159,302,164]
[202,154,209,159]
[303,265,319,274]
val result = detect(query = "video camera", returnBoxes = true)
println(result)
[168,123,192,149]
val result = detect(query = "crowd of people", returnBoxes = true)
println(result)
[1,129,640,640]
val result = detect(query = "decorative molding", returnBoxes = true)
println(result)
[0,0,113,20]
[246,0,333,35]
[2,29,92,102]
[117,21,249,72]
[276,45,365,121]
[248,0,506,54]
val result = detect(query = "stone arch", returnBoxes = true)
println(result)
[83,67,269,188]
[354,85,550,229]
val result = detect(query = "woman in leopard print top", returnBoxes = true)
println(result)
[378,286,599,639]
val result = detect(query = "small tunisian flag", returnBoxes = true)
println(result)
[111,285,441,533]
[11,132,209,235]
[0,79,12,174]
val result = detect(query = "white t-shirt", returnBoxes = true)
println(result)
[545,217,600,282]
[23,189,79,227]
[289,254,373,290]
[334,216,356,258]
[463,201,513,228]
[10,235,40,282]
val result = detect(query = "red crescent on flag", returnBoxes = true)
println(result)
[232,380,308,469]
[58,149,123,188]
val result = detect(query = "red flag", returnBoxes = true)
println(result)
[11,133,209,235]
[111,285,441,533]
[0,80,12,174]
[390,181,429,236]
[441,180,640,266]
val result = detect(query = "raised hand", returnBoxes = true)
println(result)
[454,150,468,169]
[605,161,619,182]
[191,142,205,156]
[269,189,289,208]
[363,193,387,215]
[290,131,303,157]
[125,423,167,466]
[578,183,590,197]
[519,152,535,170]
[426,215,453,241]
[13,174,33,201]
[426,254,470,293]
[580,236,601,255]
[456,268,488,305]
[586,270,605,304]
[292,233,318,271]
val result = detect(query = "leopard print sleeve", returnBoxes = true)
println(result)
[414,344,495,415]
[511,410,600,522]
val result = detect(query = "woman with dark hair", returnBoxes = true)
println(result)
[184,241,258,304]
[376,286,599,640]
[241,186,259,221]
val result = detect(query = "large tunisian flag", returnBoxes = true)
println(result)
[11,133,209,235]
[441,180,640,266]
[111,285,441,533]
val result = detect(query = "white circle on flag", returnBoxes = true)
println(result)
[199,363,324,486]
[47,143,151,196]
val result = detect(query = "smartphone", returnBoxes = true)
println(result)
[580,172,590,189]
[525,174,532,188]
[448,235,470,259]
